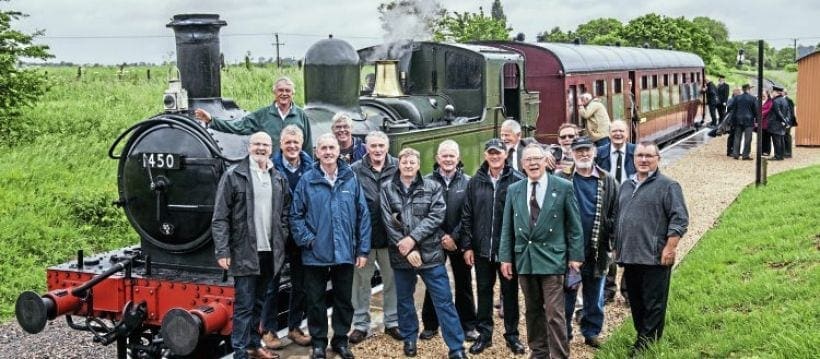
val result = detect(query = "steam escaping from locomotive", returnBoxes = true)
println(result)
[369,0,443,61]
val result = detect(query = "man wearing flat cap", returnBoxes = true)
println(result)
[460,138,527,355]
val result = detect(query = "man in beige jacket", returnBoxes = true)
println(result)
[579,93,611,147]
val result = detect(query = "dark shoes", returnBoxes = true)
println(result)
[419,328,438,340]
[585,336,603,348]
[506,338,526,354]
[403,340,418,357]
[348,329,367,344]
[465,329,480,342]
[468,339,492,354]
[742,156,753,160]
[311,347,326,359]
[448,350,469,359]
[332,345,355,359]
[246,347,279,359]
[385,326,403,341]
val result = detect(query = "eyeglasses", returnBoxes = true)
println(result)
[523,156,544,162]
[559,134,576,139]
[333,125,351,130]
[636,154,658,159]
[251,142,272,148]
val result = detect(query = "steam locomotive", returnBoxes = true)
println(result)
[14,13,704,359]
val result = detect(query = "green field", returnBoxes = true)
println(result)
[0,65,303,319]
[596,166,820,358]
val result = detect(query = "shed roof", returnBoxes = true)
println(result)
[797,50,820,62]
[531,42,704,73]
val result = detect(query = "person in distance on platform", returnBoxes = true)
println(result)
[332,112,366,164]
[783,90,797,158]
[291,134,371,359]
[349,131,401,344]
[717,75,731,125]
[767,86,791,161]
[212,132,290,359]
[558,137,619,349]
[701,77,720,127]
[578,93,611,147]
[380,147,468,359]
[615,141,689,355]
[419,140,479,342]
[760,90,773,156]
[195,76,313,152]
[459,138,526,355]
[728,85,757,161]
[500,119,527,172]
[499,143,584,359]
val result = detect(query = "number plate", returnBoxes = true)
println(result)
[140,153,181,170]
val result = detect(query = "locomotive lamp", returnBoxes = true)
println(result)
[163,67,188,112]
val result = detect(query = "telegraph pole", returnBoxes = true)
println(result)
[273,33,285,68]
[794,38,798,61]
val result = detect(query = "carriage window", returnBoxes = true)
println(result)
[595,80,606,97]
[613,78,622,94]
[579,84,587,95]
[444,51,481,90]
[652,75,658,89]
[641,76,648,89]
[663,74,669,87]
[673,73,679,85]
[682,73,688,84]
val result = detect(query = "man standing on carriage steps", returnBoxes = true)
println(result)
[212,132,290,359]
[717,75,730,125]
[194,76,313,152]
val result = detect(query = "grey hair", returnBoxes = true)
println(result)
[280,124,304,142]
[315,133,339,148]
[331,112,354,128]
[580,93,593,102]
[365,130,389,145]
[398,147,421,162]
[522,143,547,157]
[273,76,295,91]
[501,119,522,134]
[437,139,460,156]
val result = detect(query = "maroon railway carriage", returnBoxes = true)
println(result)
[485,41,705,144]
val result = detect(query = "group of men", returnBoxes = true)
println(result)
[205,78,689,359]
[703,76,797,161]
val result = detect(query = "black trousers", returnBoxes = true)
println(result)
[717,103,727,125]
[732,126,754,158]
[762,131,772,155]
[784,129,793,157]
[474,257,519,340]
[303,264,354,349]
[623,264,671,349]
[708,104,719,125]
[771,133,785,160]
[287,249,307,330]
[421,251,477,332]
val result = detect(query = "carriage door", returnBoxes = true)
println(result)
[502,62,521,122]
[568,85,579,125]
[628,71,640,142]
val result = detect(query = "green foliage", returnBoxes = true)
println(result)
[575,18,623,44]
[621,14,715,64]
[435,7,511,42]
[537,26,573,43]
[0,64,304,319]
[784,63,798,72]
[597,166,820,358]
[0,4,53,146]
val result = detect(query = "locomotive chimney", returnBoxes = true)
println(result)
[373,60,405,97]
[166,14,227,99]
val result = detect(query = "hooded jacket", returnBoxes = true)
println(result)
[290,159,371,266]
[351,155,399,249]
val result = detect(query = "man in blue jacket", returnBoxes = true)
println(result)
[291,133,371,359]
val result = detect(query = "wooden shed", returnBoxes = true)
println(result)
[796,51,820,146]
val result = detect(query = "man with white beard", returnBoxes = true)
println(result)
[558,137,619,349]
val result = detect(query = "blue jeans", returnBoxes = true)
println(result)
[261,273,282,333]
[394,265,465,355]
[564,268,606,339]
[232,252,273,359]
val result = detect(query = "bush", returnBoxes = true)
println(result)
[784,63,798,72]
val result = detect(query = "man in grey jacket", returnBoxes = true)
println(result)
[212,132,290,359]
[616,141,689,354]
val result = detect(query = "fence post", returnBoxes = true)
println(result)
[147,68,151,81]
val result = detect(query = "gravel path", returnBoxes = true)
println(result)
[2,131,818,359]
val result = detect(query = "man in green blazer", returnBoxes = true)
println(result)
[500,143,584,359]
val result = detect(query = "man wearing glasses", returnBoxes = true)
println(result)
[332,112,366,164]
[213,132,290,359]
[555,124,579,174]
[499,143,584,359]
[615,141,688,355]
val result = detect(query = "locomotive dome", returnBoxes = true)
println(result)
[304,37,359,65]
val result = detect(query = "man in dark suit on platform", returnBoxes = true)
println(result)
[499,143,584,359]
[717,75,731,125]
[596,120,635,304]
[729,84,758,160]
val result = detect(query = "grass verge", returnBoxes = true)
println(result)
[596,165,820,358]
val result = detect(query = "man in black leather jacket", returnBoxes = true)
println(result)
[380,147,467,359]
[459,138,526,355]
[767,86,791,160]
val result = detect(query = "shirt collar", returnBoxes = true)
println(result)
[284,158,300,172]
[250,159,273,173]
[573,165,601,178]
[531,172,549,187]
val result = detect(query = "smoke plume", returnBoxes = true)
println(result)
[369,0,444,61]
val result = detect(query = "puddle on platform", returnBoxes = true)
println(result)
[661,128,713,168]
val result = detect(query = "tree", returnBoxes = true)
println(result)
[537,26,573,43]
[0,3,53,144]
[435,7,511,42]
[575,18,623,44]
[619,14,715,65]
[491,0,506,22]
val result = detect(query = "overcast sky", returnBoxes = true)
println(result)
[6,0,819,65]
